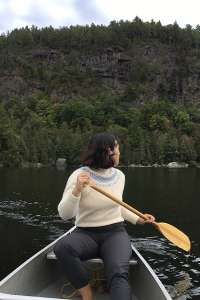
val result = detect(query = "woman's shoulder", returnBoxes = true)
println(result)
[114,167,125,176]
[67,167,85,181]
[114,168,125,181]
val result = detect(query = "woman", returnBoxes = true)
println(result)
[54,132,155,300]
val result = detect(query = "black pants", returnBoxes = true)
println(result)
[54,222,132,300]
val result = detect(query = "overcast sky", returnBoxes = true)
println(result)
[0,0,200,34]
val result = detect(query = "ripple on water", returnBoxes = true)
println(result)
[131,237,200,300]
[189,287,200,297]
[1,198,200,300]
[0,198,70,237]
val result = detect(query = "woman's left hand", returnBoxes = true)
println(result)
[137,213,155,225]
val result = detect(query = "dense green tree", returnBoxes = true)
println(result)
[1,20,200,166]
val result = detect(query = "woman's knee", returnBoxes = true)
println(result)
[54,238,77,259]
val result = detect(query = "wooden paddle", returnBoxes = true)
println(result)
[89,182,191,252]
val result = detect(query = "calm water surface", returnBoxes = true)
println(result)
[0,167,200,299]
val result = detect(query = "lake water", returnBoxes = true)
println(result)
[0,167,200,299]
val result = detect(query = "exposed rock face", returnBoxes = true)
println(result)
[78,45,200,103]
[80,47,132,84]
[167,162,189,168]
[32,49,59,60]
[0,75,28,100]
[56,158,66,170]
[1,43,200,104]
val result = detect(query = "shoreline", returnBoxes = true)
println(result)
[1,161,200,169]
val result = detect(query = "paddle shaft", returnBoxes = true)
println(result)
[89,182,148,221]
[89,183,191,252]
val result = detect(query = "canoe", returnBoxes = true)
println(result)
[0,226,172,300]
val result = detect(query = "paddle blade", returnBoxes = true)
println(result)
[156,222,191,252]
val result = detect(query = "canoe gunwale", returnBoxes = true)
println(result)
[131,244,172,300]
[0,293,63,300]
[0,226,76,287]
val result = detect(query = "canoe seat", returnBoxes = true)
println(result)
[47,251,138,266]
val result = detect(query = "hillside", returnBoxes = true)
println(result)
[1,18,200,167]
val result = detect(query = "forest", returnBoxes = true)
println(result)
[1,18,200,167]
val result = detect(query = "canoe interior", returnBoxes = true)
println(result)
[0,253,138,299]
[0,229,172,300]
[37,259,138,300]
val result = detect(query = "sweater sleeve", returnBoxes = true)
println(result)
[121,207,140,225]
[58,170,80,220]
[119,170,140,225]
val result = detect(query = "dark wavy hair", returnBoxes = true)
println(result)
[81,133,119,169]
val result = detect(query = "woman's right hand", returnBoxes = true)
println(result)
[72,172,90,197]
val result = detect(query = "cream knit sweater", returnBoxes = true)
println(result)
[58,167,139,227]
